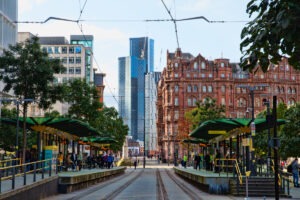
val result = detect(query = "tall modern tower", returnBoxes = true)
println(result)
[70,35,94,84]
[0,0,17,55]
[145,72,161,155]
[119,37,154,141]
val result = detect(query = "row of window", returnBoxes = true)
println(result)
[58,67,82,75]
[42,46,82,54]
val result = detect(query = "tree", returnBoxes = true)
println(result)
[280,103,300,159]
[185,97,226,129]
[240,0,300,72]
[94,107,128,152]
[0,107,18,151]
[63,78,102,122]
[0,36,65,163]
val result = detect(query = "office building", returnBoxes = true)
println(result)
[157,48,300,162]
[118,37,154,141]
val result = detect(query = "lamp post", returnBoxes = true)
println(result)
[263,99,271,176]
[237,84,268,171]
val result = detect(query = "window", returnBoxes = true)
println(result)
[174,85,179,93]
[54,47,60,54]
[193,98,197,106]
[174,63,178,68]
[201,74,205,78]
[281,87,285,93]
[76,57,81,64]
[221,63,225,67]
[47,47,53,54]
[174,110,179,120]
[288,87,292,94]
[69,57,74,64]
[237,98,246,107]
[193,62,198,69]
[208,86,212,93]
[187,85,192,92]
[292,76,295,80]
[69,67,74,74]
[193,85,198,92]
[221,85,225,93]
[208,74,213,78]
[75,67,81,74]
[75,46,82,53]
[42,47,47,53]
[174,97,179,106]
[202,86,207,93]
[69,47,74,54]
[62,57,67,64]
[201,61,206,69]
[221,98,225,105]
[293,88,296,94]
[186,73,190,78]
[260,74,264,79]
[174,73,178,78]
[62,47,67,54]
[221,74,225,78]
[193,74,197,78]
[274,74,277,79]
[187,98,192,106]
[288,99,295,106]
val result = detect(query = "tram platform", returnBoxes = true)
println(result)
[174,166,300,199]
[0,167,126,200]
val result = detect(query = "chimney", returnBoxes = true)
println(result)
[175,48,182,58]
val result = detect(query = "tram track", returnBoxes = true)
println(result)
[156,169,169,200]
[65,169,136,200]
[164,169,203,200]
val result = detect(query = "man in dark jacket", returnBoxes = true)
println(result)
[292,158,299,187]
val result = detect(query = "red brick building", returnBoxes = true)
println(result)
[157,48,300,162]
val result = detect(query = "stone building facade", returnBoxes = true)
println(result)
[157,48,300,162]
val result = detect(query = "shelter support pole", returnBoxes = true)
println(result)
[273,96,279,200]
[236,135,239,160]
[229,137,232,158]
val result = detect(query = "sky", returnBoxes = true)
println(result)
[18,0,251,109]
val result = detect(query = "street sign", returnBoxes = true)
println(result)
[208,130,226,134]
[250,122,256,136]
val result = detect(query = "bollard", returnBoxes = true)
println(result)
[33,162,36,182]
[23,165,26,185]
[12,166,15,189]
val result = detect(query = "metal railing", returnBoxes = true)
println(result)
[214,158,243,184]
[0,158,21,168]
[0,159,57,193]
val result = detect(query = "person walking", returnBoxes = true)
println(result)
[291,158,299,187]
[183,154,188,168]
[204,153,211,171]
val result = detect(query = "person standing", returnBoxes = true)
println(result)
[57,152,64,172]
[204,153,211,171]
[183,154,188,168]
[292,158,299,187]
[70,152,77,171]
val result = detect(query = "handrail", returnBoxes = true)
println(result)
[0,159,53,181]
[0,158,22,167]
[215,158,242,184]
[271,159,281,186]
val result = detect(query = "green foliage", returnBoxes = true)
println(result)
[241,0,300,72]
[63,78,102,122]
[94,107,128,151]
[185,97,225,129]
[280,103,300,158]
[63,79,127,152]
[0,107,18,151]
[0,36,65,162]
[44,110,61,118]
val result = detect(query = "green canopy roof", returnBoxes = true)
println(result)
[81,136,117,144]
[189,118,286,140]
[0,117,100,138]
[182,138,207,144]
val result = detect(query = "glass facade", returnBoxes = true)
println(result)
[119,37,154,141]
[70,35,94,83]
[0,0,17,54]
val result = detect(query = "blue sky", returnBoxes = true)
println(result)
[18,0,250,108]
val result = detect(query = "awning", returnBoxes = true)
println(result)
[1,117,100,139]
[189,118,286,140]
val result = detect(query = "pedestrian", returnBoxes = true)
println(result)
[204,152,211,171]
[70,152,77,171]
[183,154,187,168]
[291,158,299,187]
[195,153,201,170]
[215,149,221,173]
[57,152,64,172]
[134,159,137,169]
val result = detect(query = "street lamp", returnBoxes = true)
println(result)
[263,99,271,176]
[236,84,268,171]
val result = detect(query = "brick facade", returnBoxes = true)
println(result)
[157,48,300,162]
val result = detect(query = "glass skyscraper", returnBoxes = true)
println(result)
[119,37,154,141]
[0,0,17,54]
